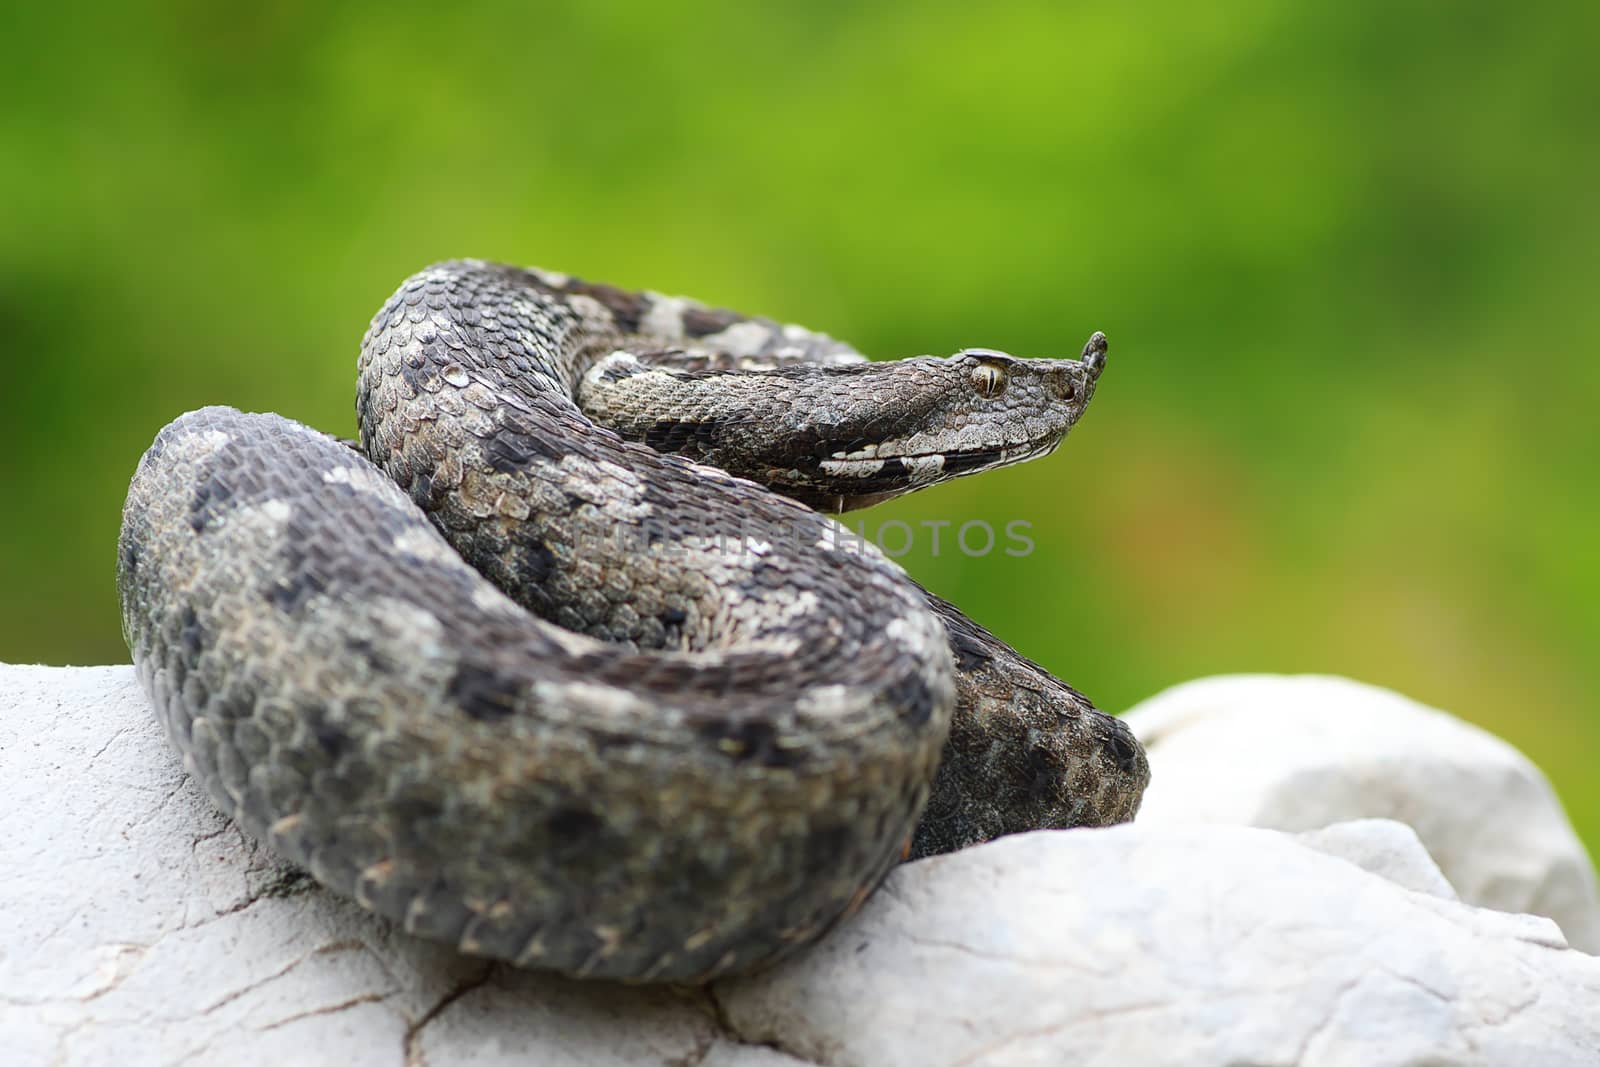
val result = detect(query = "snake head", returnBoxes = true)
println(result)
[794,332,1108,511]
[583,329,1109,514]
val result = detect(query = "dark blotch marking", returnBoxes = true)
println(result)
[546,805,603,844]
[315,721,353,760]
[883,673,936,727]
[189,472,234,532]
[119,538,140,580]
[680,305,743,338]
[344,635,395,675]
[824,435,872,459]
[699,717,801,768]
[660,607,687,626]
[265,545,327,612]
[400,358,440,395]
[447,660,523,722]
[779,426,830,463]
[1027,743,1063,801]
[512,533,556,585]
[802,822,856,871]
[388,784,446,826]
[596,358,643,384]
[481,543,556,618]
[562,279,649,333]
[178,604,205,659]
[940,450,1004,477]
[484,423,562,473]
[409,470,437,511]
[643,418,725,455]
[266,572,326,612]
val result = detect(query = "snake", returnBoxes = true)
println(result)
[116,260,1148,983]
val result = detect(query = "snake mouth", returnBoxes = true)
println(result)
[806,442,1065,513]
[802,447,1034,513]
[819,441,1059,482]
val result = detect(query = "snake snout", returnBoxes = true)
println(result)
[1094,712,1149,796]
[1080,331,1108,381]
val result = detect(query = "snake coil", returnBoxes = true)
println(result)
[117,260,1147,981]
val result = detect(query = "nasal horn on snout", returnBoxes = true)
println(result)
[1080,331,1108,381]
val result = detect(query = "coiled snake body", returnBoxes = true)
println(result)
[117,261,1148,982]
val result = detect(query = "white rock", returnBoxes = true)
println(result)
[1124,673,1600,953]
[0,665,790,1067]
[721,825,1600,1067]
[4,663,1598,1067]
[1297,818,1459,900]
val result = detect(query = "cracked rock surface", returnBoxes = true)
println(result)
[3,664,1597,1066]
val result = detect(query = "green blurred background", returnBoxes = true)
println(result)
[2,3,1595,852]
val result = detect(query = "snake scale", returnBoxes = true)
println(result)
[117,260,1149,982]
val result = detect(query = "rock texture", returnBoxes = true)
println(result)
[1124,673,1600,953]
[0,665,779,1067]
[3,663,1597,1066]
[721,824,1597,1067]
[1296,818,1460,900]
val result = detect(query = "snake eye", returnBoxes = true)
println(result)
[970,360,1009,399]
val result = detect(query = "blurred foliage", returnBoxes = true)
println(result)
[2,2,1595,853]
